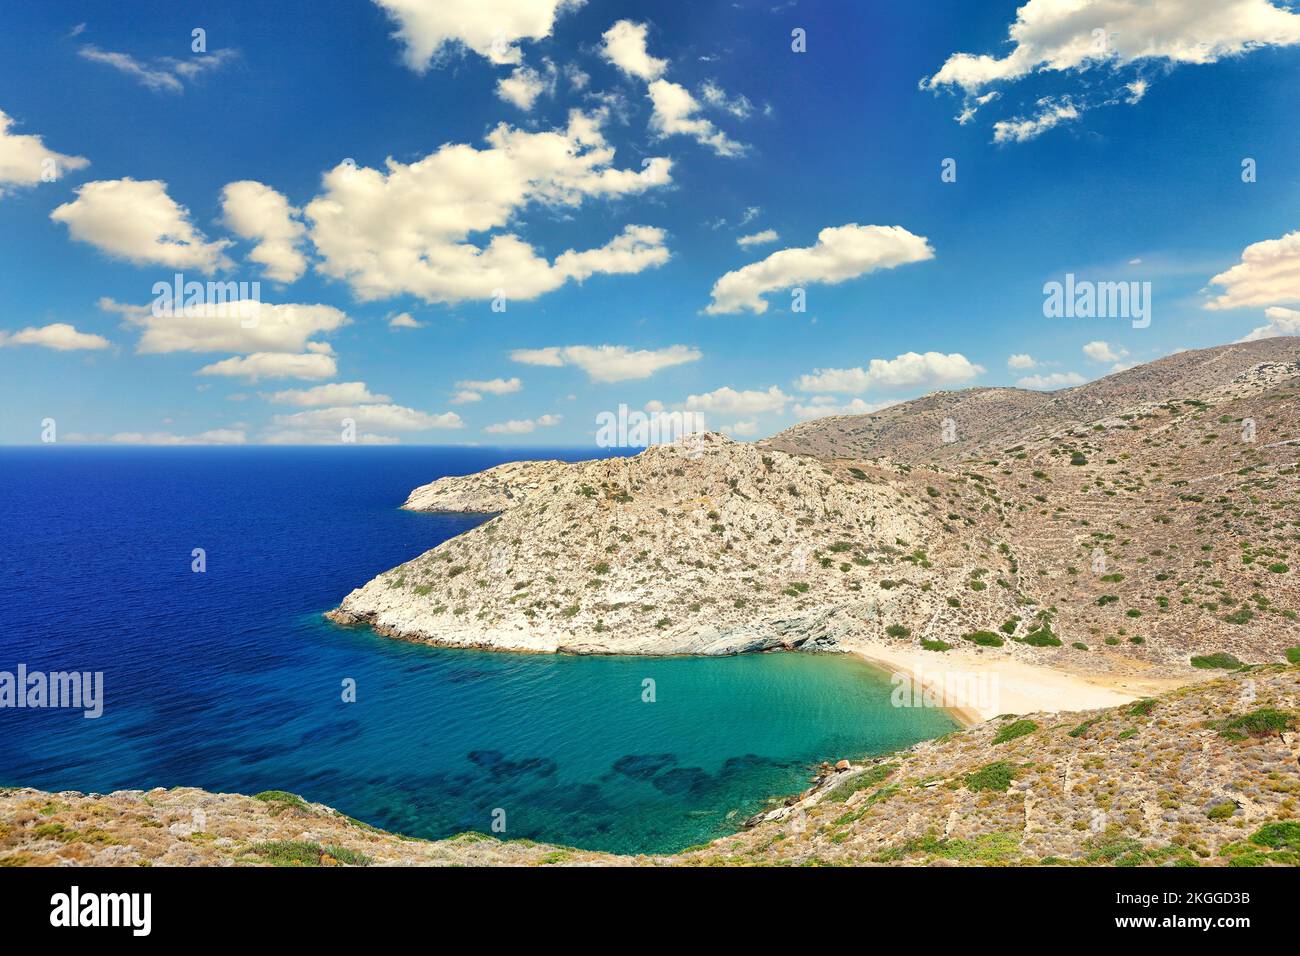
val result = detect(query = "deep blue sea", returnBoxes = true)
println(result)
[0,447,955,854]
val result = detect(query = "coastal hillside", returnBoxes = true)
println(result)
[763,337,1300,464]
[5,665,1295,866]
[329,337,1300,683]
[688,663,1300,866]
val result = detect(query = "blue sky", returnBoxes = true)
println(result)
[2,0,1299,445]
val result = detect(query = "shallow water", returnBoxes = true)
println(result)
[0,447,955,853]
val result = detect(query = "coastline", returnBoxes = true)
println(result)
[848,644,1203,726]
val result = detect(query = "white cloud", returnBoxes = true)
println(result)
[600,20,667,81]
[451,390,482,404]
[706,224,934,315]
[196,351,338,382]
[648,79,746,156]
[721,420,759,437]
[456,376,521,395]
[737,229,779,247]
[497,61,557,110]
[1236,306,1300,342]
[103,298,348,355]
[510,344,700,382]
[220,181,308,282]
[700,80,753,119]
[681,385,788,416]
[372,0,583,70]
[387,312,423,329]
[923,0,1300,138]
[1007,353,1037,370]
[792,397,898,420]
[796,351,984,393]
[267,404,464,444]
[992,97,1079,143]
[78,46,237,93]
[68,428,248,445]
[303,111,672,303]
[484,413,562,434]
[266,381,391,406]
[1016,371,1086,390]
[52,179,232,272]
[1205,229,1300,310]
[0,323,110,351]
[1083,340,1129,363]
[0,109,89,196]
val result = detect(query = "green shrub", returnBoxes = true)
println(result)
[322,844,373,866]
[966,761,1016,792]
[1267,562,1289,574]
[823,762,897,802]
[921,638,952,652]
[1070,452,1087,466]
[1129,698,1157,717]
[250,840,324,866]
[1286,647,1300,664]
[992,719,1037,745]
[253,791,309,814]
[1217,708,1296,740]
[963,630,1004,647]
[1190,652,1244,670]
[1068,717,1100,738]
[1022,627,1062,647]
[885,623,911,638]
[1206,802,1237,821]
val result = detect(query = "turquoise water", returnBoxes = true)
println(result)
[0,447,956,854]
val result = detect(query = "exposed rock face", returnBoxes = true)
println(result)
[328,432,1025,656]
[6,666,1294,867]
[329,338,1300,677]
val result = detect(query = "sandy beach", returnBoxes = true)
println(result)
[850,644,1203,725]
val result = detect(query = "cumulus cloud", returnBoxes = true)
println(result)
[457,377,521,394]
[0,322,110,351]
[303,111,672,304]
[1236,306,1300,342]
[601,20,746,156]
[1016,371,1086,390]
[496,61,557,110]
[265,403,464,444]
[648,79,746,156]
[1083,340,1129,363]
[387,312,423,329]
[923,0,1300,140]
[0,109,89,196]
[103,297,349,355]
[720,420,759,437]
[737,229,778,247]
[1205,229,1300,310]
[680,385,788,416]
[510,344,700,382]
[792,397,899,420]
[78,46,237,93]
[265,381,391,406]
[52,179,232,272]
[196,351,338,382]
[600,20,667,81]
[372,0,583,70]
[220,181,308,282]
[1007,353,1037,369]
[484,413,562,434]
[706,224,934,315]
[796,351,983,393]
